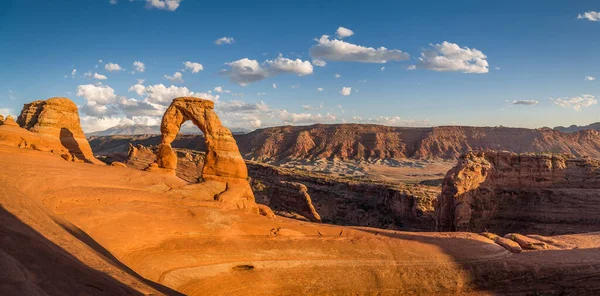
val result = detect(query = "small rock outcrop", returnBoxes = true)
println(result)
[3,116,19,127]
[153,97,258,211]
[267,181,322,222]
[16,98,103,164]
[0,114,4,124]
[436,151,600,235]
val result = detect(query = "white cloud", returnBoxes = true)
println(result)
[133,61,145,73]
[80,116,161,133]
[317,87,323,92]
[76,84,117,105]
[406,65,416,70]
[143,84,219,105]
[275,110,337,124]
[217,100,269,113]
[94,73,107,80]
[0,108,13,117]
[336,26,354,38]
[552,94,597,111]
[71,69,77,79]
[310,35,409,63]
[183,61,204,73]
[109,0,117,5]
[380,67,385,71]
[340,87,352,96]
[272,83,277,89]
[164,71,184,83]
[585,76,596,81]
[510,100,538,106]
[105,63,123,72]
[357,116,429,127]
[334,73,341,79]
[128,83,146,96]
[578,11,600,22]
[417,41,489,73]
[146,0,181,11]
[214,86,224,93]
[312,59,327,67]
[257,92,266,96]
[214,37,235,45]
[222,55,313,85]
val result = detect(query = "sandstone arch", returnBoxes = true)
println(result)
[155,97,257,210]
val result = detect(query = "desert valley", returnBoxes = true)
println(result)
[0,96,600,295]
[2,1,600,295]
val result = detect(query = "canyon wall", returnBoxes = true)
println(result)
[436,151,600,235]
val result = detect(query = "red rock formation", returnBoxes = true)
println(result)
[263,181,322,222]
[237,124,600,162]
[16,98,103,164]
[153,97,258,211]
[436,151,600,235]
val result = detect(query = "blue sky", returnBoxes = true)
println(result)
[1,0,599,132]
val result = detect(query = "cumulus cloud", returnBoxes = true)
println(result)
[144,84,219,105]
[585,76,596,81]
[310,35,409,63]
[510,100,539,106]
[214,37,235,45]
[417,41,489,73]
[77,84,117,105]
[222,55,313,85]
[146,0,181,11]
[312,59,327,67]
[334,73,341,79]
[317,87,323,92]
[340,87,352,96]
[217,100,269,113]
[133,61,145,73]
[164,71,184,83]
[336,26,354,38]
[71,69,77,79]
[272,83,277,89]
[552,94,597,111]
[85,72,107,80]
[406,65,416,70]
[128,83,146,96]
[105,63,123,72]
[183,61,204,73]
[578,11,600,22]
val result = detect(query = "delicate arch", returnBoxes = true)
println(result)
[156,97,248,180]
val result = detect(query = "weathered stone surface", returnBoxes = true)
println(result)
[111,161,127,167]
[154,97,259,212]
[3,116,19,127]
[0,114,4,124]
[504,233,547,250]
[436,151,600,235]
[16,98,103,164]
[266,181,321,222]
[494,237,522,253]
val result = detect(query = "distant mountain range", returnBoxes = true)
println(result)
[553,122,600,133]
[87,124,251,137]
[89,123,600,162]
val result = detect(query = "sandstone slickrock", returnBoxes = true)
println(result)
[0,114,4,124]
[504,233,548,250]
[153,97,259,212]
[2,115,19,127]
[436,150,600,235]
[14,98,103,164]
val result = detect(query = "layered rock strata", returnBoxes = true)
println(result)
[436,151,600,235]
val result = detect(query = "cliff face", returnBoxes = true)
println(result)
[236,124,600,162]
[436,151,600,235]
[248,161,438,230]
[90,124,600,163]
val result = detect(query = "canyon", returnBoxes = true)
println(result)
[2,98,600,295]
